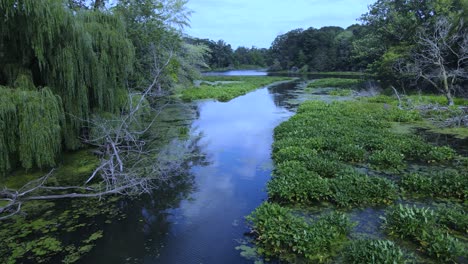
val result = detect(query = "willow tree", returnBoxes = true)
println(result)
[0,0,134,173]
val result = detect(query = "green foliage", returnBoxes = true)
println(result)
[369,149,405,171]
[307,78,362,89]
[268,100,456,208]
[0,87,64,173]
[246,202,352,262]
[435,203,468,233]
[181,76,291,102]
[426,146,457,162]
[401,169,467,199]
[330,171,398,207]
[342,239,406,264]
[0,197,123,263]
[382,205,466,262]
[0,0,135,171]
[268,168,330,204]
[269,26,358,72]
[329,89,354,96]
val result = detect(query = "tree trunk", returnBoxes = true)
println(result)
[94,0,103,10]
[441,65,454,106]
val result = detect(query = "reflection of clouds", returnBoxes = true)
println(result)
[179,168,234,219]
[153,87,295,263]
[178,89,291,219]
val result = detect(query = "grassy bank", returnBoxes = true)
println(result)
[181,76,292,102]
[247,98,467,262]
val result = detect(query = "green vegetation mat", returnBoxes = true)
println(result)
[307,78,363,89]
[181,76,292,102]
[247,99,467,263]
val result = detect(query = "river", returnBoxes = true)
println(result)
[81,72,298,263]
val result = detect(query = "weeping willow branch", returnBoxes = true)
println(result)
[0,46,176,220]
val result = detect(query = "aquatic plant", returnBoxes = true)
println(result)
[307,78,362,89]
[342,239,406,264]
[247,202,352,263]
[382,204,466,262]
[181,76,291,102]
[401,169,467,199]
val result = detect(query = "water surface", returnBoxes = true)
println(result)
[82,72,298,264]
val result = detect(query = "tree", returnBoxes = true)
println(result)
[356,0,466,83]
[409,17,467,105]
[0,0,208,219]
[0,0,134,171]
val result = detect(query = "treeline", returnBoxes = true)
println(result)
[0,0,208,173]
[206,0,467,103]
[187,38,270,70]
[272,0,468,102]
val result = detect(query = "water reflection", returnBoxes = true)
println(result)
[82,75,300,264]
[151,88,292,263]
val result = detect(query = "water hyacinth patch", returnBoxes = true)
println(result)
[249,97,466,263]
[382,204,466,262]
[246,202,353,263]
[342,239,407,264]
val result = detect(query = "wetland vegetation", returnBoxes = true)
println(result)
[180,76,293,102]
[1,0,467,263]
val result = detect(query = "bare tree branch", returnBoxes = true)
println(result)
[0,41,187,220]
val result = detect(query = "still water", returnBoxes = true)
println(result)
[83,73,297,263]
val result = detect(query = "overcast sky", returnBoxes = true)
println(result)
[184,0,376,49]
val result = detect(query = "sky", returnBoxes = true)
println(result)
[184,0,376,49]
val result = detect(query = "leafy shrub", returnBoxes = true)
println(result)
[385,108,421,122]
[268,171,330,204]
[382,205,466,262]
[426,146,457,162]
[303,156,347,178]
[342,239,406,264]
[335,144,366,162]
[369,149,405,171]
[330,171,398,207]
[401,169,467,199]
[247,202,352,263]
[436,204,468,233]
[272,146,318,164]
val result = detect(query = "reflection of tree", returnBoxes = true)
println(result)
[268,81,302,111]
[80,107,210,263]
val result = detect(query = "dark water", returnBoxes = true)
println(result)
[82,72,297,263]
